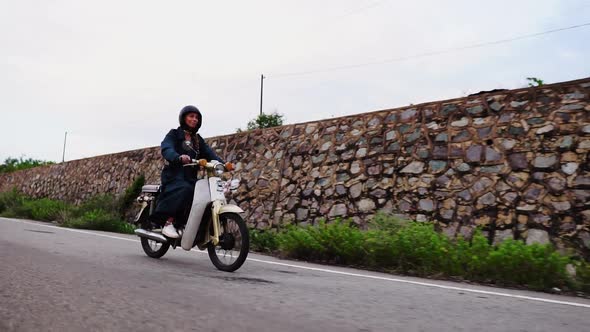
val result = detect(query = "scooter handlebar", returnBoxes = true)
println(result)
[184,159,234,171]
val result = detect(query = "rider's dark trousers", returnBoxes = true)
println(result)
[152,180,195,226]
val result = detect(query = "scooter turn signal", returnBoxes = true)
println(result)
[225,162,234,171]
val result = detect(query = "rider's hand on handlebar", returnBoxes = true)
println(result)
[179,155,192,164]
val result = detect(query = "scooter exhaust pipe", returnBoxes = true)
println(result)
[135,229,168,243]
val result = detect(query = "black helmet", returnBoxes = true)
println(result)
[179,105,202,132]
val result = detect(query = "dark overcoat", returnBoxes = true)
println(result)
[154,127,223,221]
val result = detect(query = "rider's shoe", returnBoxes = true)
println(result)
[162,223,180,238]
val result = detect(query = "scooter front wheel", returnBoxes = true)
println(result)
[207,212,249,272]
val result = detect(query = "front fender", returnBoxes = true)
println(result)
[219,204,244,214]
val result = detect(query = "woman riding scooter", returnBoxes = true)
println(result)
[152,105,224,238]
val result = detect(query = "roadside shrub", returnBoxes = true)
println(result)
[76,194,119,217]
[0,189,26,215]
[23,198,69,222]
[263,213,584,293]
[388,223,453,275]
[0,181,139,234]
[571,261,590,293]
[276,224,324,260]
[312,219,366,265]
[455,230,493,280]
[0,190,68,222]
[484,239,569,290]
[250,229,280,253]
[277,219,366,265]
[63,209,134,234]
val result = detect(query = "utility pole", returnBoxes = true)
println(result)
[259,74,265,116]
[62,131,67,163]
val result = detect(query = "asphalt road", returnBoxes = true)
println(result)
[1,217,589,332]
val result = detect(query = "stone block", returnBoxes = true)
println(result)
[418,199,435,212]
[523,184,547,202]
[466,145,483,163]
[578,139,590,149]
[579,232,590,249]
[533,154,558,168]
[451,117,469,127]
[329,204,348,218]
[526,229,550,245]
[452,129,472,142]
[573,175,590,188]
[467,105,485,116]
[557,136,574,149]
[493,229,514,245]
[489,101,504,112]
[385,130,398,141]
[561,162,579,175]
[428,160,447,174]
[535,124,555,134]
[406,129,422,143]
[358,199,376,213]
[296,208,309,221]
[456,163,470,172]
[484,147,503,164]
[508,153,528,169]
[400,108,418,122]
[356,148,368,158]
[416,214,429,222]
[400,161,425,174]
[441,104,458,117]
[349,182,363,198]
[505,172,529,189]
[434,133,448,142]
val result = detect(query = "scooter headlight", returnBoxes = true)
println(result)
[214,163,225,175]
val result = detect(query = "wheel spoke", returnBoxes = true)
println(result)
[208,213,248,271]
[214,217,243,265]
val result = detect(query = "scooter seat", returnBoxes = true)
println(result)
[142,184,161,193]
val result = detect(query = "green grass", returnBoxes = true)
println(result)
[250,213,588,293]
[249,229,280,253]
[62,209,135,234]
[0,176,144,235]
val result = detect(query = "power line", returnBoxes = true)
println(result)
[270,21,590,79]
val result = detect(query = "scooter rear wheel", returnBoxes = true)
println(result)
[207,212,249,272]
[140,220,170,259]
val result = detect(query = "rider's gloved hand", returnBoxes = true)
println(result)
[179,155,191,164]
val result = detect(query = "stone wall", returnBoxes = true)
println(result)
[2,78,589,255]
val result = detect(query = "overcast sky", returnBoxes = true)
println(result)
[1,0,589,162]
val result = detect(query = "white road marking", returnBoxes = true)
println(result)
[4,217,590,309]
[10,219,138,242]
[245,258,590,308]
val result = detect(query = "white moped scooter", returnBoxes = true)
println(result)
[134,141,248,272]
